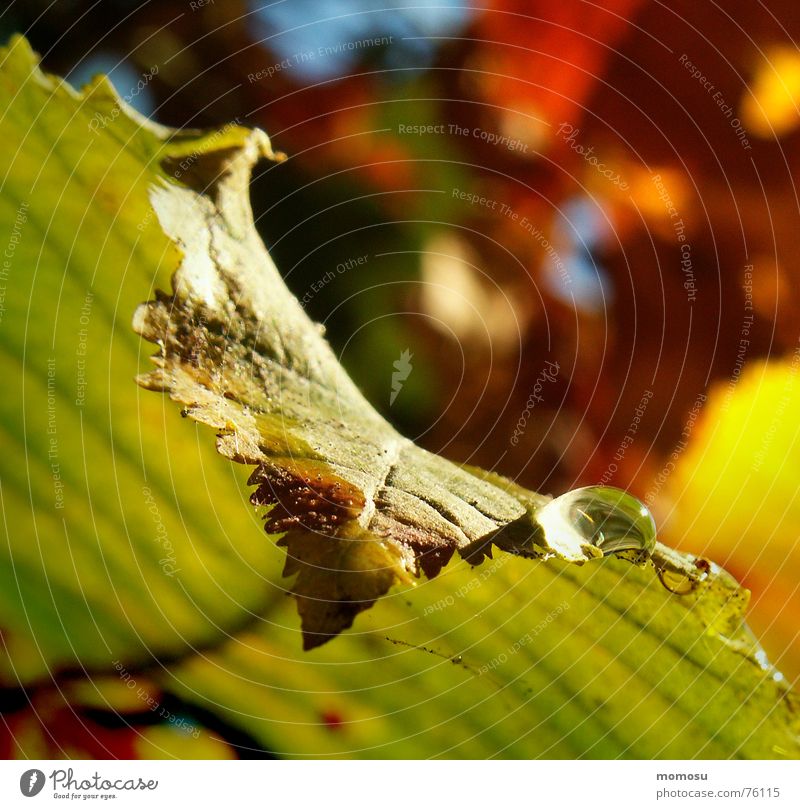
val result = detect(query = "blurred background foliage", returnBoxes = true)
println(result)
[2,0,800,757]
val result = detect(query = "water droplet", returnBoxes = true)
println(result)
[655,555,711,595]
[656,567,697,595]
[537,485,656,560]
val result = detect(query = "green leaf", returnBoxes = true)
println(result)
[1,35,798,758]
